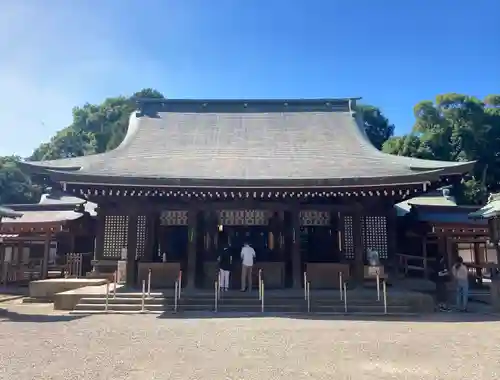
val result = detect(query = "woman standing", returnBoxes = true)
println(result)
[452,256,469,312]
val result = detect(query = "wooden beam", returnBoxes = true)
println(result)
[291,204,301,289]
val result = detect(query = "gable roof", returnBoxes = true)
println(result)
[469,193,500,219]
[0,206,23,219]
[1,192,96,226]
[20,98,474,188]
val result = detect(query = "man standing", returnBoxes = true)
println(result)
[434,255,451,311]
[240,242,256,292]
[217,246,232,292]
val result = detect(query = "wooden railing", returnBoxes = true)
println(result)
[397,253,435,278]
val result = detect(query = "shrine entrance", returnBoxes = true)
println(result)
[198,209,289,289]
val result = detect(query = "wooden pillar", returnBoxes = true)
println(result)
[93,209,106,262]
[186,207,198,289]
[352,207,364,284]
[386,207,397,274]
[422,236,428,279]
[126,215,138,286]
[143,213,157,262]
[41,233,51,280]
[291,205,301,289]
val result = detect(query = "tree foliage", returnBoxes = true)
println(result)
[382,93,500,204]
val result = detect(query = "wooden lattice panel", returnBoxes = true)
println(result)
[299,210,330,226]
[160,210,188,226]
[361,216,388,259]
[103,215,129,258]
[342,215,355,259]
[218,210,269,226]
[136,215,147,258]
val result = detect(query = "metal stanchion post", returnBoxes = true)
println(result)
[376,273,380,302]
[343,282,348,313]
[174,280,178,312]
[339,272,343,300]
[383,280,388,314]
[147,268,152,298]
[113,271,117,299]
[258,269,262,300]
[307,281,311,313]
[141,280,146,312]
[261,281,264,313]
[215,280,218,312]
[178,271,182,298]
[105,282,109,313]
[304,272,307,300]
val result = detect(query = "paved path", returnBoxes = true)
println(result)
[1,301,499,380]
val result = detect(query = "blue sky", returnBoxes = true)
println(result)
[0,0,498,157]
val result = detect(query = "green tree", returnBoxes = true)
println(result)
[357,105,395,150]
[29,88,165,161]
[0,156,41,204]
[383,93,500,204]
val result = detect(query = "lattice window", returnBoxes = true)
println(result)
[136,215,147,258]
[160,211,188,226]
[218,210,269,226]
[299,210,330,226]
[342,215,355,259]
[103,215,129,258]
[361,216,388,259]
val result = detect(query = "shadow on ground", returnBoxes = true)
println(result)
[0,308,86,323]
[155,310,500,323]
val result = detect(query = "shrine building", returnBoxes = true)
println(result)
[19,98,475,290]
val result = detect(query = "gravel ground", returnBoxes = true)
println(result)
[1,301,500,380]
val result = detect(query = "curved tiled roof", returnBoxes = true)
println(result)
[21,98,474,188]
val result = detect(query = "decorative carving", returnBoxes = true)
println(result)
[218,210,269,226]
[160,210,188,226]
[299,210,330,226]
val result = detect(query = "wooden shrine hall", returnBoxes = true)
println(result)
[19,98,475,290]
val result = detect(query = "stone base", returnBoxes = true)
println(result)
[117,260,127,284]
[29,278,108,300]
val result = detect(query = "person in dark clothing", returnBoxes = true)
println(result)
[217,246,233,292]
[434,256,450,311]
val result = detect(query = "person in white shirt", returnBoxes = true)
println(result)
[240,242,256,292]
[451,256,469,312]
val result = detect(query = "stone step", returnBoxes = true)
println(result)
[79,297,168,305]
[72,302,411,314]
